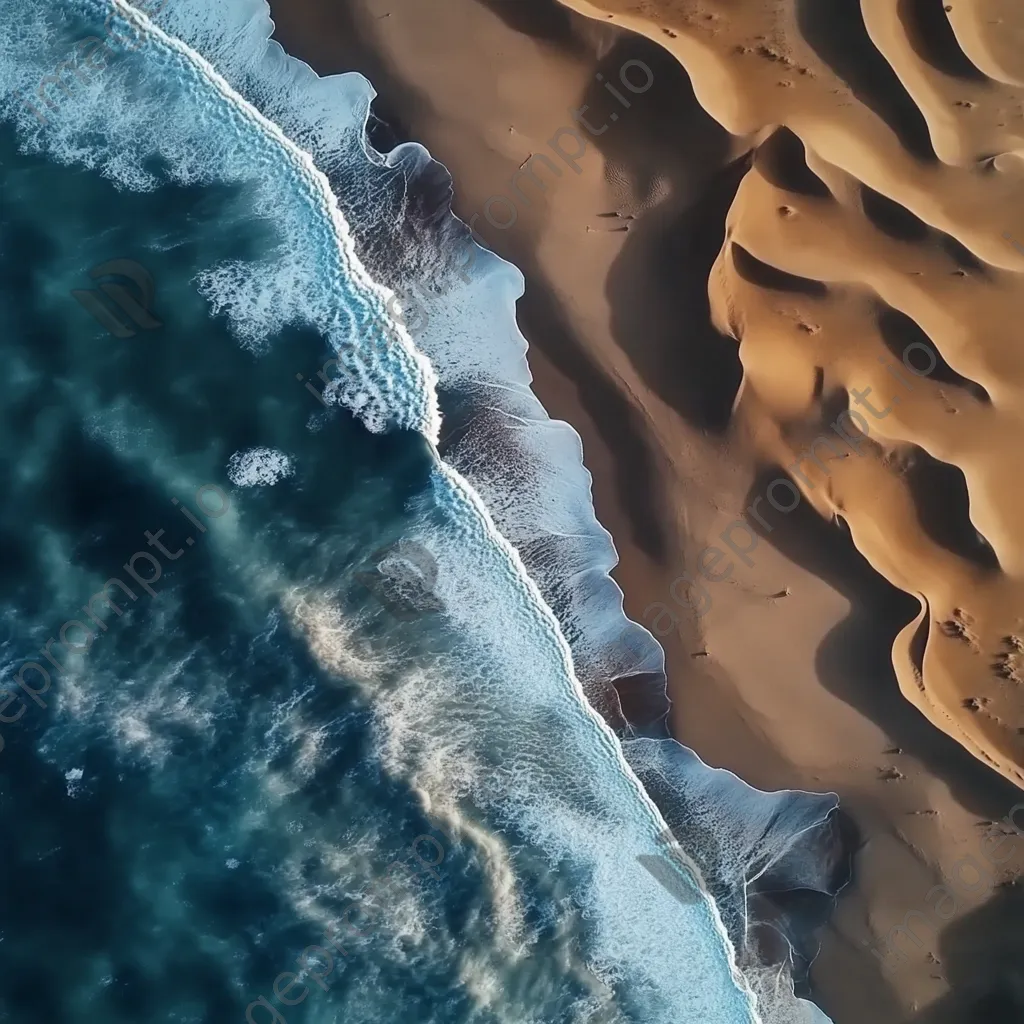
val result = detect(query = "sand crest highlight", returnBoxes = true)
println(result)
[554,0,1024,791]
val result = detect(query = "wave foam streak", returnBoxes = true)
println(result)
[0,2,849,1020]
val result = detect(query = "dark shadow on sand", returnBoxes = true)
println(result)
[754,127,833,199]
[474,0,581,50]
[463,2,746,554]
[742,467,1021,824]
[732,242,829,297]
[897,0,988,83]
[876,304,991,403]
[514,260,675,565]
[909,882,1024,1021]
[578,34,746,434]
[796,0,937,162]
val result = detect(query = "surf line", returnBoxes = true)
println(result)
[294,49,658,376]
[294,52,657,407]
[0,481,230,754]
[295,301,413,409]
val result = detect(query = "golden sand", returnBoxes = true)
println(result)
[552,0,1024,790]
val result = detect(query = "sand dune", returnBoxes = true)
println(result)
[553,0,1024,791]
[268,0,1024,1014]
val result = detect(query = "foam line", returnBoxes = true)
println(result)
[0,2,847,1019]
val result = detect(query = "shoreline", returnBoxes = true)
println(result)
[266,0,1024,1019]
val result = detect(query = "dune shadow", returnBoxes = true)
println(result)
[909,882,1024,1021]
[474,0,580,49]
[861,183,931,242]
[754,127,833,199]
[742,467,1021,824]
[897,0,988,83]
[571,32,745,433]
[795,0,937,162]
[891,446,1000,573]
[875,304,991,403]
[732,242,829,297]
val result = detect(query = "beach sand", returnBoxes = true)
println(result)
[268,0,1024,1018]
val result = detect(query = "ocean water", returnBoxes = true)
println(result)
[0,3,844,1022]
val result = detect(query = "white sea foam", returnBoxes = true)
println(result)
[0,3,842,1021]
[135,0,665,704]
[227,446,295,487]
[0,0,440,441]
[625,739,844,1023]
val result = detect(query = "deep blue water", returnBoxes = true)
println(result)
[0,3,845,1022]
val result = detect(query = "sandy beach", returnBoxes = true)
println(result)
[267,0,1024,1019]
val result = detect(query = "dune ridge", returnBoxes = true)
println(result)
[552,0,1024,791]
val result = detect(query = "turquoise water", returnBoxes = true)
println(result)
[0,3,842,1022]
